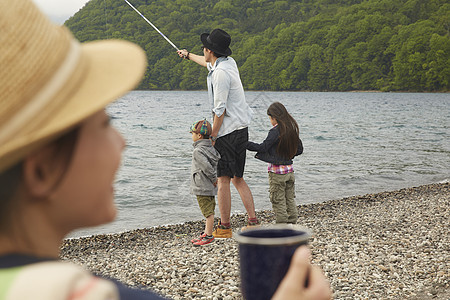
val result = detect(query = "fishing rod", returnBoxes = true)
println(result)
[123,0,179,51]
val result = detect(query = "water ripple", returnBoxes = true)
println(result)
[70,91,450,237]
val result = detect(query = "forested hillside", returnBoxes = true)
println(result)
[66,0,449,91]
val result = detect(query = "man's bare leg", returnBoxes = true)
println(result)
[232,176,256,219]
[217,176,232,225]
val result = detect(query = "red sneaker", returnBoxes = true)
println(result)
[193,235,214,246]
[191,232,206,243]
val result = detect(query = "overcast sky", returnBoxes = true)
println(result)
[33,0,90,24]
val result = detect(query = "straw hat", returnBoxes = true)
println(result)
[0,0,147,173]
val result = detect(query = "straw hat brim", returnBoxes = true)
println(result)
[0,39,147,172]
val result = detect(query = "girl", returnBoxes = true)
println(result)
[247,102,303,224]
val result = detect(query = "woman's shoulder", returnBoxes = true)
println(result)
[0,254,166,300]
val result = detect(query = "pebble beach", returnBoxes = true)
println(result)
[60,182,449,299]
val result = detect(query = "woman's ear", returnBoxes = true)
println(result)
[22,145,62,198]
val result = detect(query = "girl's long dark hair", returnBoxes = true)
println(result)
[267,102,299,159]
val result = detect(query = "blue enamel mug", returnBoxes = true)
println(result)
[235,225,312,300]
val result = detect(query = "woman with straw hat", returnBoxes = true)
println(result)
[0,0,330,299]
[0,0,163,298]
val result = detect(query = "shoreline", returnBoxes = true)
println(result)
[137,89,450,93]
[60,182,449,299]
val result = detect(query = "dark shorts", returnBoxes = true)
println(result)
[214,127,248,178]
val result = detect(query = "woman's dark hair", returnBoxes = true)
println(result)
[0,162,23,230]
[0,126,80,230]
[267,102,299,159]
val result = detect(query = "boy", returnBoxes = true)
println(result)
[189,119,221,246]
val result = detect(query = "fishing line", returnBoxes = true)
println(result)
[123,0,179,51]
[104,0,109,39]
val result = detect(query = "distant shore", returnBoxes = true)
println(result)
[60,182,449,299]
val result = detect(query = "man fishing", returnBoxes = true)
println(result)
[123,2,258,236]
[177,29,258,238]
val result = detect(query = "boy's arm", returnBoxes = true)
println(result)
[193,150,217,183]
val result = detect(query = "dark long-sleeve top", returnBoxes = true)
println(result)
[246,125,303,165]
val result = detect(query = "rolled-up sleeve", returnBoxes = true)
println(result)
[212,69,230,117]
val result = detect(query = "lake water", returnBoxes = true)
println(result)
[70,91,449,238]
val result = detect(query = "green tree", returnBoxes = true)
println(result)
[65,0,450,91]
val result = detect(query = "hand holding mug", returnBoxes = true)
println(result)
[272,246,332,300]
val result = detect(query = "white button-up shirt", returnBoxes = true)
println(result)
[207,57,253,137]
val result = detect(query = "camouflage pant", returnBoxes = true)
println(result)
[268,172,298,224]
[196,195,215,218]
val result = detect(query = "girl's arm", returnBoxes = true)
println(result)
[247,127,278,153]
[177,49,207,68]
[295,138,304,156]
